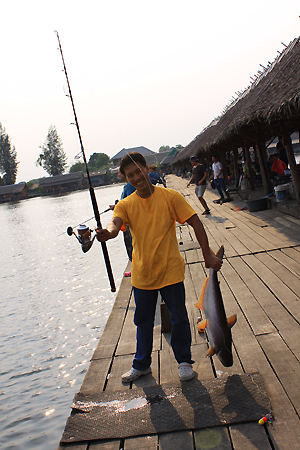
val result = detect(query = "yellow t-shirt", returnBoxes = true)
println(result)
[113,186,196,289]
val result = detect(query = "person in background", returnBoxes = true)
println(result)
[187,155,210,215]
[96,152,222,383]
[271,153,287,176]
[148,165,166,187]
[211,155,231,203]
[109,169,135,271]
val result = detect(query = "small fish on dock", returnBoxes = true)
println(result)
[194,245,237,367]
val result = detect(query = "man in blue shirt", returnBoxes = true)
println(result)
[110,170,135,264]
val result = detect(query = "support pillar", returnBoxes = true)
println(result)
[232,147,239,187]
[256,139,273,195]
[244,145,255,190]
[283,134,300,203]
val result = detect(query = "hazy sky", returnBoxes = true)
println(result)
[1,1,299,182]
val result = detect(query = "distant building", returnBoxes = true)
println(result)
[0,182,28,203]
[38,172,84,193]
[110,146,155,167]
[84,169,109,187]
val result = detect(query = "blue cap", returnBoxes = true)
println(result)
[190,155,198,162]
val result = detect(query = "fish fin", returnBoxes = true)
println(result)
[206,347,217,357]
[194,277,209,310]
[197,319,207,333]
[227,314,237,328]
[216,245,225,260]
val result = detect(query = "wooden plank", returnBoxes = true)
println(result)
[115,299,138,356]
[242,212,269,228]
[80,358,112,394]
[228,304,300,450]
[105,354,137,391]
[228,254,300,361]
[229,423,272,449]
[255,252,300,296]
[92,275,133,360]
[89,440,120,450]
[116,293,161,356]
[282,246,300,265]
[242,254,300,321]
[257,333,300,415]
[159,430,194,450]
[220,259,276,336]
[194,427,233,450]
[57,444,87,450]
[184,264,202,345]
[160,337,214,384]
[214,198,300,250]
[268,249,300,279]
[273,215,300,232]
[257,212,300,244]
[185,248,200,264]
[219,211,276,253]
[124,435,158,449]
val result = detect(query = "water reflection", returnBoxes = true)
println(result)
[0,185,128,450]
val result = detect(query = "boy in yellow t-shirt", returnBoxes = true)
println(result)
[96,152,222,383]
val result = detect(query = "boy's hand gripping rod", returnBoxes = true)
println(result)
[55,31,116,292]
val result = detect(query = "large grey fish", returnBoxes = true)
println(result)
[195,246,237,367]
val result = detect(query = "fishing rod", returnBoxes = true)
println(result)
[55,30,116,292]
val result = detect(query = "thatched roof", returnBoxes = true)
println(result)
[38,172,84,187]
[175,37,300,162]
[0,182,27,195]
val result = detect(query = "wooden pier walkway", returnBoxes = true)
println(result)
[58,175,300,450]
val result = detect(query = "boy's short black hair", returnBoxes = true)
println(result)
[119,152,147,176]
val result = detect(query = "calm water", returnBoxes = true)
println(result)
[0,185,129,450]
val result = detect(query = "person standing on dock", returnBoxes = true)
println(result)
[187,155,210,215]
[211,155,231,204]
[96,152,222,383]
[109,169,135,265]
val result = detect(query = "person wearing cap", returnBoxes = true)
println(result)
[187,156,210,215]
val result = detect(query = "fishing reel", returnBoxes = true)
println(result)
[67,224,96,253]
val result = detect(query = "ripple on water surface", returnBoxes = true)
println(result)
[0,185,128,449]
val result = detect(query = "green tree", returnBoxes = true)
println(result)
[0,123,19,185]
[175,144,184,150]
[36,125,67,176]
[69,161,86,173]
[88,152,109,170]
[159,145,170,153]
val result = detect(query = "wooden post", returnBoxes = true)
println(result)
[283,133,300,203]
[256,139,273,195]
[244,145,255,190]
[232,147,240,187]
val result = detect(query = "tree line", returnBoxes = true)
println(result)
[0,123,183,186]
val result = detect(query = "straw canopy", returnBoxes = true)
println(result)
[175,37,300,163]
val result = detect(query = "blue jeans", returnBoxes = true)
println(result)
[132,282,193,370]
[214,177,227,199]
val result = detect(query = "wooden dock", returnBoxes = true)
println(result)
[58,175,300,450]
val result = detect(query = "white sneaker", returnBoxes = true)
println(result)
[121,367,151,382]
[178,363,195,381]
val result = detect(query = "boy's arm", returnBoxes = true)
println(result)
[186,214,222,271]
[96,216,123,242]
